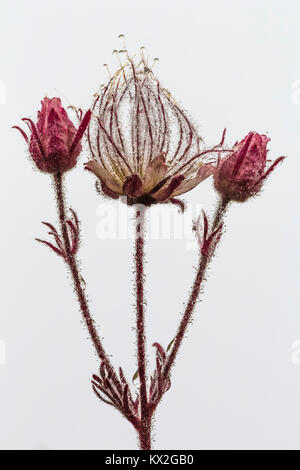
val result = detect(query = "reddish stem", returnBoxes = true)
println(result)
[138,417,152,450]
[135,206,151,450]
[53,172,119,384]
[163,197,230,381]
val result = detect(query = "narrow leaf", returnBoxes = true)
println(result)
[132,369,139,382]
[167,337,175,352]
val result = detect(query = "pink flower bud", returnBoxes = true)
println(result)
[14,98,91,173]
[214,132,285,202]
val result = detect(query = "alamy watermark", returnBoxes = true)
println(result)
[95,197,206,251]
[291,80,300,105]
[291,340,300,366]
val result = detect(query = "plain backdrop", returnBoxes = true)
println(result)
[0,0,299,450]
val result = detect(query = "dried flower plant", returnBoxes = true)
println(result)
[14,39,285,450]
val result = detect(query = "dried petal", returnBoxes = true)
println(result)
[172,163,215,196]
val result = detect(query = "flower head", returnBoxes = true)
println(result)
[14,97,91,173]
[214,132,285,202]
[86,50,227,207]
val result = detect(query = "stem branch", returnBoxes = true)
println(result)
[163,197,230,380]
[53,172,118,382]
[134,206,151,450]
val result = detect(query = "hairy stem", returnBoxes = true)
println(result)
[138,417,152,450]
[135,206,151,449]
[53,172,118,382]
[163,197,230,380]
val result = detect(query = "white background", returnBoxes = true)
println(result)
[0,0,299,450]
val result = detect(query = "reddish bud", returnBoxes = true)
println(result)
[214,132,285,202]
[14,98,91,173]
